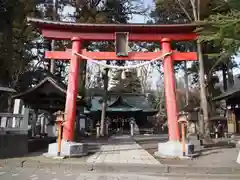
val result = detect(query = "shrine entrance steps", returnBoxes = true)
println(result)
[86,135,160,165]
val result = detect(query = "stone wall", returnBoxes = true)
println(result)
[0,131,28,158]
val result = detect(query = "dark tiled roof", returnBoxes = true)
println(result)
[27,17,200,34]
[13,76,67,99]
[13,76,89,110]
[213,75,240,101]
[0,86,16,93]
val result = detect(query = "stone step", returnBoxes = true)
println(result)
[188,140,201,146]
[194,145,204,152]
[187,135,200,141]
[47,141,88,157]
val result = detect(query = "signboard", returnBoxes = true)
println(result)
[79,117,85,130]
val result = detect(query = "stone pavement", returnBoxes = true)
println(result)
[135,134,240,167]
[1,135,240,176]
[86,135,160,164]
[1,167,240,180]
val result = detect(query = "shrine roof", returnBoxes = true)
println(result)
[27,17,200,34]
[13,76,67,99]
[0,86,16,97]
[89,94,157,114]
[0,86,16,93]
[213,75,240,101]
[13,76,89,111]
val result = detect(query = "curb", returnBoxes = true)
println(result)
[1,159,240,175]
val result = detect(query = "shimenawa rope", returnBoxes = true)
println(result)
[73,51,172,70]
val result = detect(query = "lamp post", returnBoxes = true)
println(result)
[178,112,188,156]
[54,111,65,157]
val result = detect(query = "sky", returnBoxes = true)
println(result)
[129,0,153,23]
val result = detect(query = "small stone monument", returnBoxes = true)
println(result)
[96,121,100,138]
[134,121,140,135]
[105,118,110,136]
[237,141,240,164]
[130,118,135,136]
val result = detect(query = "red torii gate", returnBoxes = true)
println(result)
[27,18,198,143]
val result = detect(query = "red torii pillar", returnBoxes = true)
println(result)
[161,38,180,141]
[63,37,82,141]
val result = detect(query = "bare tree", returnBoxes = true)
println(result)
[85,65,103,89]
[138,66,152,94]
[100,64,109,136]
[176,0,210,137]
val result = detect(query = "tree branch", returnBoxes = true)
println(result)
[175,0,193,21]
[197,0,200,20]
[190,0,198,20]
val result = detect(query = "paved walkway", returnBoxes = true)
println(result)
[86,135,160,165]
[1,167,239,180]
[135,134,240,167]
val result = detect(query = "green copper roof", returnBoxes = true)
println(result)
[106,107,142,112]
[89,94,157,113]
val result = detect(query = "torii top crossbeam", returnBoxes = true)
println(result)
[27,17,199,143]
[27,17,198,41]
[28,17,198,61]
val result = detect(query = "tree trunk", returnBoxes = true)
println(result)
[100,101,107,136]
[227,60,234,88]
[100,64,109,136]
[184,61,189,105]
[7,95,12,113]
[78,60,87,96]
[50,0,58,74]
[197,41,209,137]
[222,65,228,91]
[76,60,87,138]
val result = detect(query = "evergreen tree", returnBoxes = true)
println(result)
[150,0,238,137]
[0,0,41,111]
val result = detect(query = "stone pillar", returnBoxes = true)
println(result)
[96,121,100,138]
[31,110,37,137]
[0,117,7,128]
[105,120,109,136]
[227,108,236,133]
[22,108,29,130]
[79,115,86,130]
[40,115,46,135]
[13,99,24,128]
[237,141,240,164]
[130,119,134,136]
